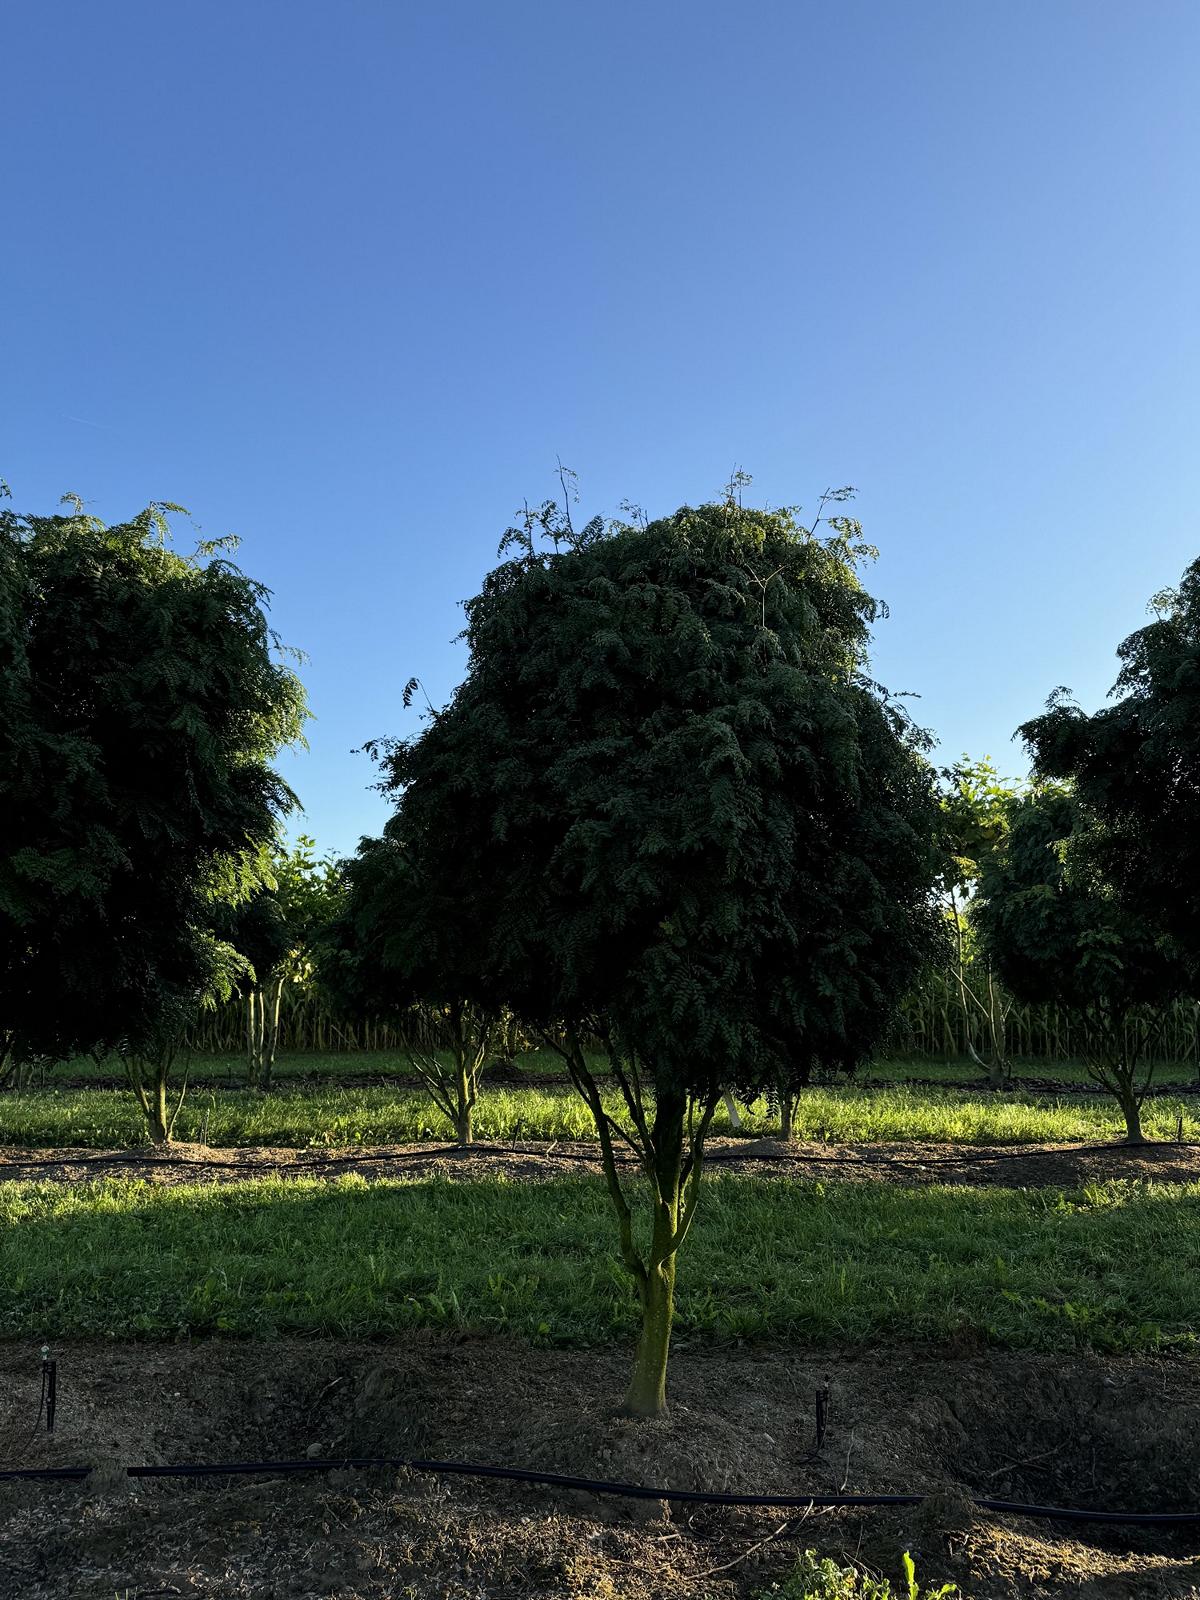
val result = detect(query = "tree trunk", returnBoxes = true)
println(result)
[778,1084,795,1141]
[622,1209,678,1418]
[147,1072,170,1146]
[126,1048,185,1146]
[620,1089,687,1418]
[262,975,284,1093]
[455,1078,474,1146]
[1118,1088,1145,1145]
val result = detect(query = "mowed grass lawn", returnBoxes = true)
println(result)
[1,1173,1197,1352]
[3,1080,1200,1149]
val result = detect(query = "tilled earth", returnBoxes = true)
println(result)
[5,1134,1200,1189]
[3,1340,1200,1598]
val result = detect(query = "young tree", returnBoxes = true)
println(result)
[0,490,306,1139]
[317,834,494,1145]
[937,756,1024,1085]
[227,836,343,1090]
[371,483,946,1415]
[1020,557,1200,984]
[975,787,1188,1142]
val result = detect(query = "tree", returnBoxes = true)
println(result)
[1020,557,1200,984]
[937,756,1024,1085]
[975,786,1188,1142]
[369,482,946,1415]
[227,836,343,1090]
[317,834,495,1145]
[0,490,306,1139]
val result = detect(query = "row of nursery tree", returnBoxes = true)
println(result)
[3,475,1200,1411]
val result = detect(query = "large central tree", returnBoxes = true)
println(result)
[370,486,945,1415]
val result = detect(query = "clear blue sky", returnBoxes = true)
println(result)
[4,1,1197,857]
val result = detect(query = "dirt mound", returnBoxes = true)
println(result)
[4,1339,1200,1597]
[10,1133,1200,1191]
[947,1361,1200,1514]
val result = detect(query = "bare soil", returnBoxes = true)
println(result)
[2,1338,1200,1598]
[6,1134,1200,1190]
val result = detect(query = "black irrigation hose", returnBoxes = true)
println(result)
[3,1452,1200,1526]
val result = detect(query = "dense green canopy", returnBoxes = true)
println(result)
[976,788,1187,1015]
[1021,556,1200,983]
[0,492,306,1076]
[975,785,1189,1140]
[376,494,947,1100]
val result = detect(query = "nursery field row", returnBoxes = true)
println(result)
[4,1079,1200,1151]
[2,1171,1197,1351]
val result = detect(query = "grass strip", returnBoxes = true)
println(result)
[1,1172,1196,1351]
[3,1082,1200,1151]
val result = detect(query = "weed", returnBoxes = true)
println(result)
[763,1549,960,1599]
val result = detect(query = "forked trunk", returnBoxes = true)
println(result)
[622,1216,677,1418]
[620,1088,687,1418]
[558,1037,713,1423]
[126,1049,186,1146]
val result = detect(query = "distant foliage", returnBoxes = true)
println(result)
[0,488,306,1129]
[976,785,1190,1139]
[1022,556,1200,982]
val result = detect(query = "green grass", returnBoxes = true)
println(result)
[37,1047,1200,1092]
[2,1079,1199,1150]
[2,1171,1198,1350]
[863,1054,1200,1088]
[38,1047,577,1087]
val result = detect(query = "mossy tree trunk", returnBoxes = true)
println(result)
[557,1029,717,1419]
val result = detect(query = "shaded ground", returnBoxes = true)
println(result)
[3,1338,1200,1598]
[6,1133,1200,1189]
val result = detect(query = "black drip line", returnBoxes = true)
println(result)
[2,1453,1199,1526]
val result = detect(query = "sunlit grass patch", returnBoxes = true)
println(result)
[2,1172,1196,1351]
[2,1079,1198,1151]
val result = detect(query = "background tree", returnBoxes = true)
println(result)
[1021,556,1200,986]
[937,756,1024,1086]
[227,835,343,1091]
[318,833,494,1145]
[975,786,1189,1142]
[0,490,306,1139]
[370,482,946,1415]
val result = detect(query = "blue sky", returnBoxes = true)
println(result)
[3,1,1197,857]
